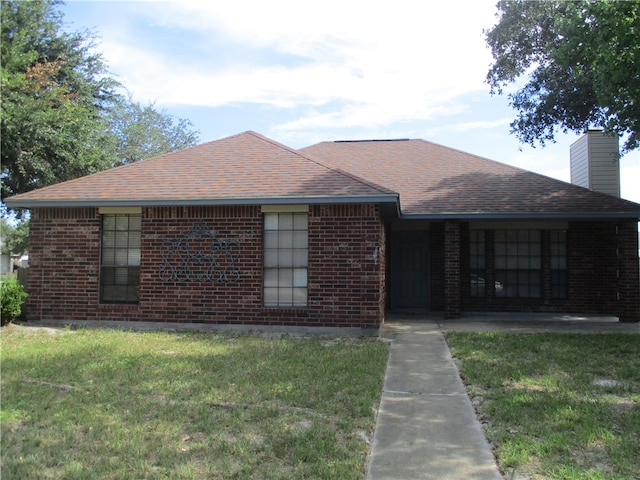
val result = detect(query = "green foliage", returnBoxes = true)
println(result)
[1,0,118,199]
[0,278,27,325]
[104,95,200,165]
[485,0,640,153]
[1,0,200,205]
[0,218,29,255]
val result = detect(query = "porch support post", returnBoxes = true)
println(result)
[617,220,640,322]
[444,220,461,319]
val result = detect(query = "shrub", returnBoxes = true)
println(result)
[1,278,27,326]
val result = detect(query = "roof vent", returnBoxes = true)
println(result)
[570,130,620,197]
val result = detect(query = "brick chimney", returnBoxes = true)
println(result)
[570,130,620,197]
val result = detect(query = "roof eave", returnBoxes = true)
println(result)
[400,212,640,221]
[5,194,400,209]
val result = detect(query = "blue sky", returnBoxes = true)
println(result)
[63,0,639,204]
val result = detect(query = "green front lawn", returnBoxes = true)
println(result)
[446,332,640,480]
[1,326,388,479]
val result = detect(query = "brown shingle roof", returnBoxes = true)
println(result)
[6,131,639,219]
[301,138,640,218]
[5,131,396,208]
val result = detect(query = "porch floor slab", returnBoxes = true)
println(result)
[438,312,639,334]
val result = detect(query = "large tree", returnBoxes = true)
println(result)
[104,95,200,166]
[1,0,199,202]
[1,0,118,199]
[485,0,640,153]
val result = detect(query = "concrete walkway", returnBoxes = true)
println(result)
[366,318,503,480]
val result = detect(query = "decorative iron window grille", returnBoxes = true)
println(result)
[159,220,240,283]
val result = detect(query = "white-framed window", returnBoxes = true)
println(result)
[263,211,308,307]
[100,213,141,304]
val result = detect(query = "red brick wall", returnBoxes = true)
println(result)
[564,219,639,321]
[444,220,461,319]
[25,204,386,328]
[26,208,101,321]
[567,221,619,315]
[26,209,635,325]
[617,220,640,322]
[308,204,386,327]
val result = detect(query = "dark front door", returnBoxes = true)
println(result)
[391,230,429,309]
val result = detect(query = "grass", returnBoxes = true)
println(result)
[446,332,640,480]
[0,325,389,479]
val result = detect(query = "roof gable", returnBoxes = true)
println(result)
[301,139,640,218]
[5,131,396,208]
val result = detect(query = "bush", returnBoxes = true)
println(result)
[1,278,28,326]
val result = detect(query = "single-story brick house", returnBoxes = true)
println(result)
[5,130,640,332]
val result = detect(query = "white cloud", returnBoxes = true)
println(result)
[96,0,498,131]
[620,156,640,204]
[424,119,513,138]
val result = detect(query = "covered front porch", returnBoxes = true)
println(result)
[386,219,640,322]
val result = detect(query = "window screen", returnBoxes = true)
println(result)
[550,229,567,299]
[100,214,141,304]
[494,229,541,298]
[470,230,487,297]
[263,212,308,307]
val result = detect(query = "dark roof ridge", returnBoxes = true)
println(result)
[334,138,411,143]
